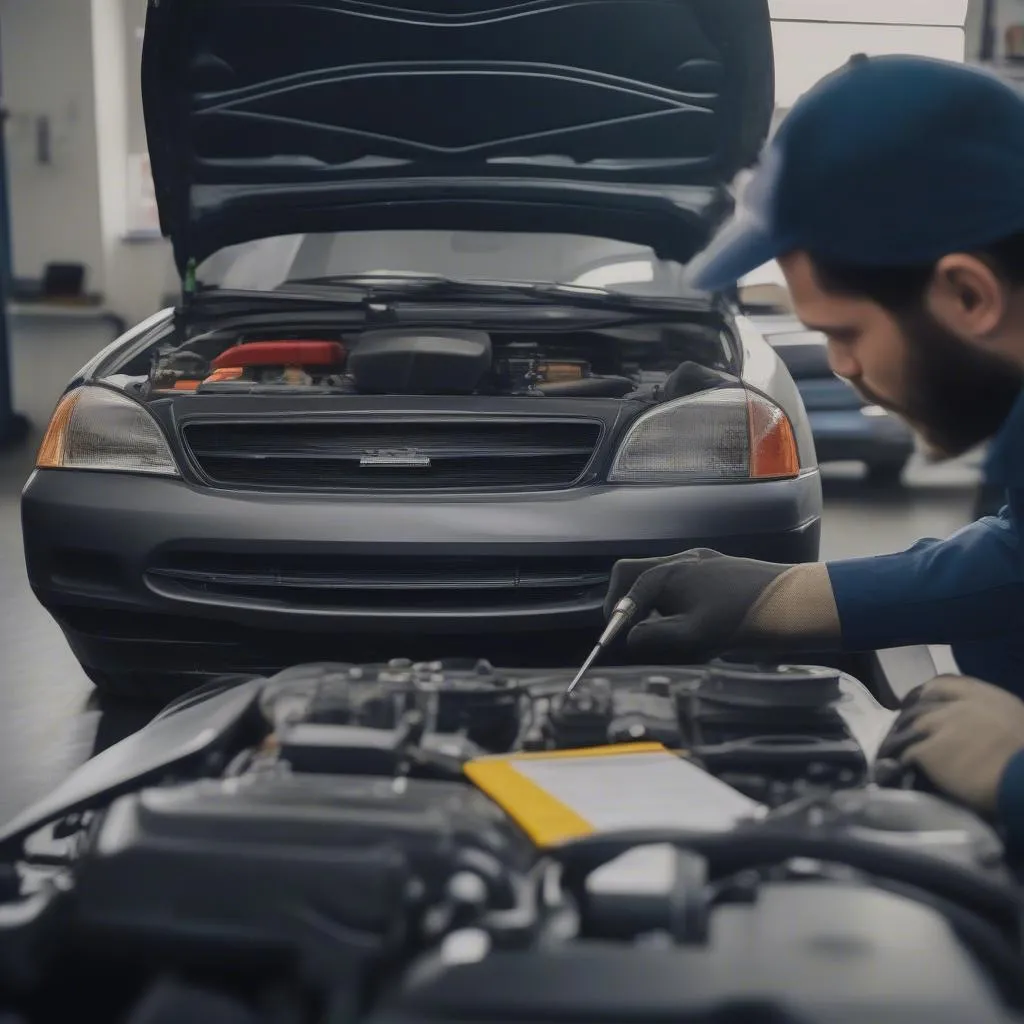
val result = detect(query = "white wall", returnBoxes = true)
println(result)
[770,0,969,24]
[0,0,106,294]
[92,0,128,286]
[0,0,174,425]
[92,0,172,325]
[769,0,968,107]
[0,0,173,325]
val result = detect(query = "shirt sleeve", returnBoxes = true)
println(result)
[826,509,1024,652]
[997,748,1024,855]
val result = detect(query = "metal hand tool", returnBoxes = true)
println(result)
[566,596,638,695]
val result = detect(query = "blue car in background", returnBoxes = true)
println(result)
[740,266,915,484]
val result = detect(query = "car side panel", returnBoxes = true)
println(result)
[732,314,818,470]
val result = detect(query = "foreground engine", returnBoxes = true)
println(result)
[0,661,1020,1024]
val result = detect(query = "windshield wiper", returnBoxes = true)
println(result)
[284,274,706,313]
[188,286,368,308]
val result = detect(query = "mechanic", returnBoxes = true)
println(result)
[603,56,1024,841]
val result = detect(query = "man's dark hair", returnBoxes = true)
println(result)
[810,230,1024,312]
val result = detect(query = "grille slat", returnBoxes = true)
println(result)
[147,567,610,591]
[182,418,602,491]
[146,553,613,611]
[196,446,596,461]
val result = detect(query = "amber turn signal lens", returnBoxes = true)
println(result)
[748,392,800,480]
[36,390,81,469]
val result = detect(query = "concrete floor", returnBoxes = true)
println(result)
[0,437,979,826]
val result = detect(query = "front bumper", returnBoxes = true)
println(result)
[23,468,822,676]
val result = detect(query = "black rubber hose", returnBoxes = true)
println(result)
[551,827,1022,934]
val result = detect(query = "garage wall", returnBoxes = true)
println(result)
[0,0,106,294]
[0,0,173,320]
[769,0,968,106]
[0,0,175,426]
[123,0,147,157]
[994,0,1024,56]
[94,0,173,326]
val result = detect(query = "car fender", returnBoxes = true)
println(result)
[733,312,818,470]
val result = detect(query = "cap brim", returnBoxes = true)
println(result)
[683,213,787,293]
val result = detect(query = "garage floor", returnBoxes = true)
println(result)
[0,430,977,825]
[0,439,151,824]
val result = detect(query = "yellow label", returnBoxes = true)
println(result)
[464,743,668,847]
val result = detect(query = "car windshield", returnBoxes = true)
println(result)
[195,230,690,299]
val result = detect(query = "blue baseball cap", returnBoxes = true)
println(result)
[686,55,1024,292]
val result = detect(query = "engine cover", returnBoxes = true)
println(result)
[348,329,492,394]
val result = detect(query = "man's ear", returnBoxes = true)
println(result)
[926,253,1008,341]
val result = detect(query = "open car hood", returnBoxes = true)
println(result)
[142,0,774,278]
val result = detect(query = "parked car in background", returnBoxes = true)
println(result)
[21,0,822,702]
[739,263,915,483]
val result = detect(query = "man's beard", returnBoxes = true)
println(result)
[850,311,1024,460]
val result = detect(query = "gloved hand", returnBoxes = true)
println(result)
[876,674,1024,815]
[603,548,840,662]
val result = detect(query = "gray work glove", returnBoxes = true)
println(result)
[604,548,840,662]
[877,675,1024,815]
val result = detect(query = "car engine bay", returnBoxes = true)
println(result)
[139,320,736,401]
[0,659,1022,1023]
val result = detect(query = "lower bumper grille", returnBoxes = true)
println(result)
[181,418,603,492]
[145,553,613,611]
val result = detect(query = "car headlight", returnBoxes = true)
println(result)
[36,385,180,477]
[608,387,800,484]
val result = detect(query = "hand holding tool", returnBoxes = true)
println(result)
[602,549,839,663]
[566,597,637,695]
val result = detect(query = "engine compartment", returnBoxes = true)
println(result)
[1,659,1022,1023]
[141,321,735,401]
[251,660,872,803]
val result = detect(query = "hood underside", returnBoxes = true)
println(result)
[142,0,774,277]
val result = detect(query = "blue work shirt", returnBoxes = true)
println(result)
[826,390,1024,845]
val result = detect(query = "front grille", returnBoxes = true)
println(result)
[182,418,602,492]
[145,552,613,612]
